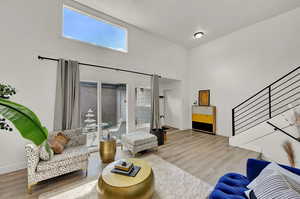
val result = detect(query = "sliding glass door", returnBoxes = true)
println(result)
[80,81,129,148]
[101,83,127,142]
[80,81,101,148]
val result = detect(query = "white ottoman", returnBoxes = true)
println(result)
[121,131,158,156]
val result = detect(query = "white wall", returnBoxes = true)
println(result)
[188,7,300,136]
[0,0,187,174]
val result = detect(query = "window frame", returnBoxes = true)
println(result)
[62,5,128,53]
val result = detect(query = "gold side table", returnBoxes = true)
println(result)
[99,138,116,163]
[97,158,154,199]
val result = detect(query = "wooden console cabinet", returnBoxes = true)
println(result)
[192,105,216,134]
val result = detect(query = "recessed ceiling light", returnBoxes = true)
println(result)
[194,32,205,39]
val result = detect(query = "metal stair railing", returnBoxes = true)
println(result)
[266,121,299,142]
[232,66,300,136]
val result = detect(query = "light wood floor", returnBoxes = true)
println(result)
[0,130,259,199]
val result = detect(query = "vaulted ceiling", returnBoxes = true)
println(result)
[76,0,300,48]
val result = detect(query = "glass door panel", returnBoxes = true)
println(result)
[80,81,100,148]
[135,88,151,129]
[101,83,127,142]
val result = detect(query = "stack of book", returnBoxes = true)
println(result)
[111,159,141,177]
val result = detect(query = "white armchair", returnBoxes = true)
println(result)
[25,128,89,193]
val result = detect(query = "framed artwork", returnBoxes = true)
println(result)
[198,90,210,106]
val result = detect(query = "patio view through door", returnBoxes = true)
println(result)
[101,83,127,143]
[80,81,128,149]
[80,81,101,150]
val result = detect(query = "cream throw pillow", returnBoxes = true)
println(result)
[39,141,54,161]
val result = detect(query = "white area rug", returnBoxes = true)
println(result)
[39,154,212,199]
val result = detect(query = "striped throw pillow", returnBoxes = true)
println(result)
[250,171,300,199]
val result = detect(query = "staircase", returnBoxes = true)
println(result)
[230,66,300,166]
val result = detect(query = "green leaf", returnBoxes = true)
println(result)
[0,98,48,145]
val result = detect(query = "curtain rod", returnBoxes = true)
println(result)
[38,56,160,78]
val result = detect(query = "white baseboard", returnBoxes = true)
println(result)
[0,161,26,175]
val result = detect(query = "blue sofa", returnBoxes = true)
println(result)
[209,159,300,199]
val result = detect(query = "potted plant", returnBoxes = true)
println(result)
[0,83,48,146]
[0,83,16,99]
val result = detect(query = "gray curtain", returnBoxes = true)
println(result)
[150,74,161,130]
[54,59,80,131]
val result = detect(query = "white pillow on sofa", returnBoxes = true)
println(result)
[247,162,277,189]
[245,162,300,199]
[247,162,300,193]
[39,142,54,161]
[246,170,300,199]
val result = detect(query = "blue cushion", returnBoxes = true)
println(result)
[209,173,249,199]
